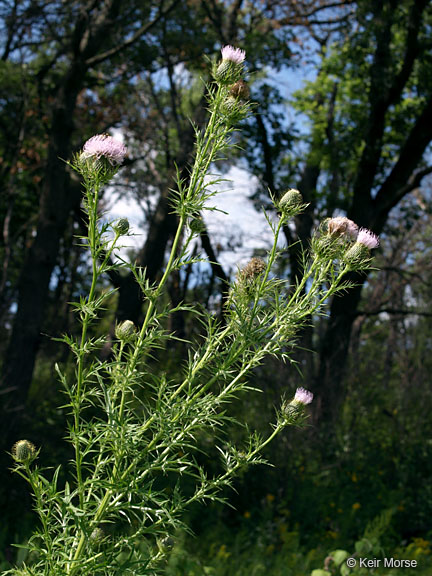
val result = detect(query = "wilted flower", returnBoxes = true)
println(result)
[327,217,358,240]
[221,45,246,64]
[81,134,127,166]
[238,257,266,282]
[357,227,380,249]
[12,439,37,463]
[229,80,250,100]
[313,217,358,258]
[292,387,314,406]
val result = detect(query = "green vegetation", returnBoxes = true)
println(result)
[1,0,432,574]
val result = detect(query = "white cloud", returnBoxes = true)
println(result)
[105,165,281,271]
[105,191,145,255]
[203,165,280,272]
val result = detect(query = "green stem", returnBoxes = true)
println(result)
[125,87,223,381]
[141,261,351,467]
[69,85,227,575]
[74,185,100,510]
[250,214,284,319]
[182,422,284,509]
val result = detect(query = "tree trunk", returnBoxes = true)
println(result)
[313,278,364,421]
[312,0,432,424]
[0,71,84,443]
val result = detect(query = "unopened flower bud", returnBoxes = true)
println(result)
[160,536,175,550]
[114,218,130,236]
[189,216,206,234]
[220,96,249,123]
[115,320,136,341]
[314,234,338,258]
[279,189,303,211]
[12,439,37,463]
[90,527,105,542]
[222,95,237,113]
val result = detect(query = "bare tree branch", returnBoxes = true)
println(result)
[391,165,432,201]
[356,308,432,318]
[84,0,180,67]
[373,98,432,222]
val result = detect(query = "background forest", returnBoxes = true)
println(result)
[1,0,432,574]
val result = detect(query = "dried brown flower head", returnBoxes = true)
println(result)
[327,217,358,239]
[239,257,266,282]
[229,80,250,100]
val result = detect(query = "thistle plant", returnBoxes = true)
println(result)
[7,48,379,576]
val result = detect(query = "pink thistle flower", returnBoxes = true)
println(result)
[82,134,127,166]
[293,387,314,406]
[357,227,379,249]
[221,45,246,64]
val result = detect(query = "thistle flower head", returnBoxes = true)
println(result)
[327,217,358,240]
[292,387,314,406]
[343,228,379,268]
[357,227,380,249]
[221,45,246,64]
[81,134,127,166]
[214,46,246,85]
[12,439,37,463]
[280,387,314,426]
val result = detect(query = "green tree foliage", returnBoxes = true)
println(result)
[247,0,432,418]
